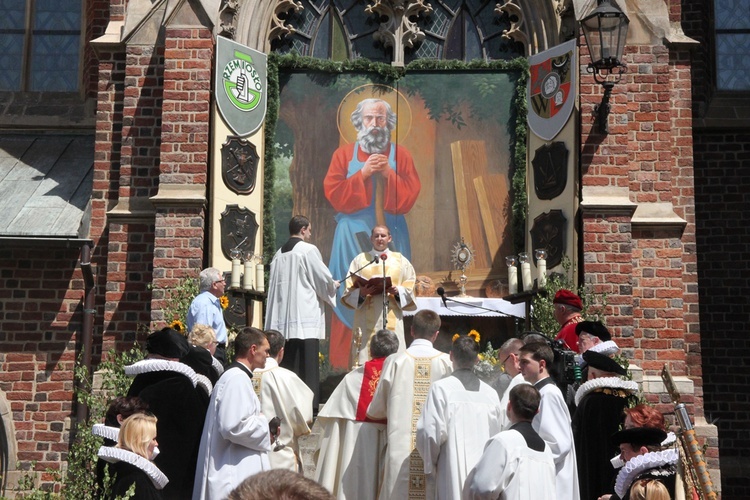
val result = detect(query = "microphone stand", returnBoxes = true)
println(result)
[381,255,389,328]
[337,256,379,283]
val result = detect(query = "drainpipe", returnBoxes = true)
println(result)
[75,243,96,430]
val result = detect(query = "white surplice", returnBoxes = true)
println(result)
[265,240,337,340]
[341,249,416,362]
[416,370,504,500]
[463,426,556,500]
[252,358,314,472]
[314,364,387,500]
[498,373,530,430]
[533,378,580,500]
[192,363,271,500]
[366,339,452,500]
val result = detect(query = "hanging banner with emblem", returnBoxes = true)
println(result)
[527,39,577,141]
[215,36,267,137]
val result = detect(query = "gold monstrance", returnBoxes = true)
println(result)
[451,238,474,297]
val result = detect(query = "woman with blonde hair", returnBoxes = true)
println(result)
[189,323,224,379]
[630,479,672,500]
[97,413,168,499]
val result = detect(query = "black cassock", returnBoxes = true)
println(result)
[572,380,637,500]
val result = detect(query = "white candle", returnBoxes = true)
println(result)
[255,263,265,292]
[243,260,254,290]
[521,261,533,291]
[231,258,241,288]
[537,258,547,287]
[508,265,518,294]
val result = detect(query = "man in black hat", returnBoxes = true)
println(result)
[599,427,679,500]
[125,327,210,499]
[572,351,639,500]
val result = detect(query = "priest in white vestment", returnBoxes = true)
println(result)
[518,341,580,500]
[252,330,314,472]
[265,215,339,409]
[496,338,530,430]
[367,310,452,500]
[416,335,504,500]
[464,384,556,500]
[341,225,416,363]
[314,329,400,499]
[193,328,274,500]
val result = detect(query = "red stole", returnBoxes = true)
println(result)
[355,357,387,423]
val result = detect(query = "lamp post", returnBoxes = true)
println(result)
[580,0,630,134]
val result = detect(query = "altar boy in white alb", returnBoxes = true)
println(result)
[416,334,504,500]
[252,329,314,473]
[265,215,339,410]
[518,341,580,500]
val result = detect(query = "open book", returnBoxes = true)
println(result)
[352,275,392,290]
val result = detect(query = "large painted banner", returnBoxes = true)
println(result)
[272,70,522,367]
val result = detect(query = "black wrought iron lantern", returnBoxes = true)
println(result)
[580,0,630,133]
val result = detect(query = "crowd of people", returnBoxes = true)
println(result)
[92,217,689,500]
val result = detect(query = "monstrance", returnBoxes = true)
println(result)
[451,238,474,297]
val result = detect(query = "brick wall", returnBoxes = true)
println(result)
[693,130,750,498]
[0,245,85,491]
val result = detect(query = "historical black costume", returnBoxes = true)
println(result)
[98,446,168,500]
[572,351,638,500]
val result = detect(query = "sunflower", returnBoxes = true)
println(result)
[220,295,229,310]
[468,330,481,343]
[452,333,460,342]
[170,319,185,333]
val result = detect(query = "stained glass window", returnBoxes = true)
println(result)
[0,0,81,91]
[715,0,750,90]
[272,0,522,62]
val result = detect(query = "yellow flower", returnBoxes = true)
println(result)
[452,334,460,342]
[220,295,229,310]
[468,330,481,343]
[170,319,185,333]
[478,353,485,361]
[319,352,325,363]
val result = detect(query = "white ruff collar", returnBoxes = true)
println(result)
[97,446,169,489]
[575,377,639,406]
[92,424,119,442]
[614,448,679,497]
[589,340,620,356]
[124,359,198,387]
[610,432,679,470]
[212,357,224,376]
[195,374,213,395]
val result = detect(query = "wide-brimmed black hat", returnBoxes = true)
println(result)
[583,350,627,376]
[611,426,667,447]
[146,327,190,359]
[576,320,612,341]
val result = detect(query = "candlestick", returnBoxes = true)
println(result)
[243,259,254,290]
[535,249,548,288]
[230,249,241,289]
[505,255,518,294]
[255,263,265,292]
[519,252,532,291]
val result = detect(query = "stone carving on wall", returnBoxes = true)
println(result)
[270,0,303,42]
[530,210,566,269]
[218,0,240,39]
[222,137,260,195]
[495,0,565,55]
[365,0,433,65]
[532,141,568,200]
[220,204,259,259]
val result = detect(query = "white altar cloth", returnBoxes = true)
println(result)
[403,297,525,318]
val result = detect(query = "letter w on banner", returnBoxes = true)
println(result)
[527,39,577,141]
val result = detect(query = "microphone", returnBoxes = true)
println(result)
[373,255,380,264]
[338,255,381,282]
[437,287,448,307]
[380,253,388,261]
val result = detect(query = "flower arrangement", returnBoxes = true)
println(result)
[474,341,501,382]
[170,319,185,333]
[452,329,481,343]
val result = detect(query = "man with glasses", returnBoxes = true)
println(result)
[187,267,228,364]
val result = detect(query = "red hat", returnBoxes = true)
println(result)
[553,289,583,310]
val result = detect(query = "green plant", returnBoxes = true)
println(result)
[530,256,608,338]
[160,277,200,334]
